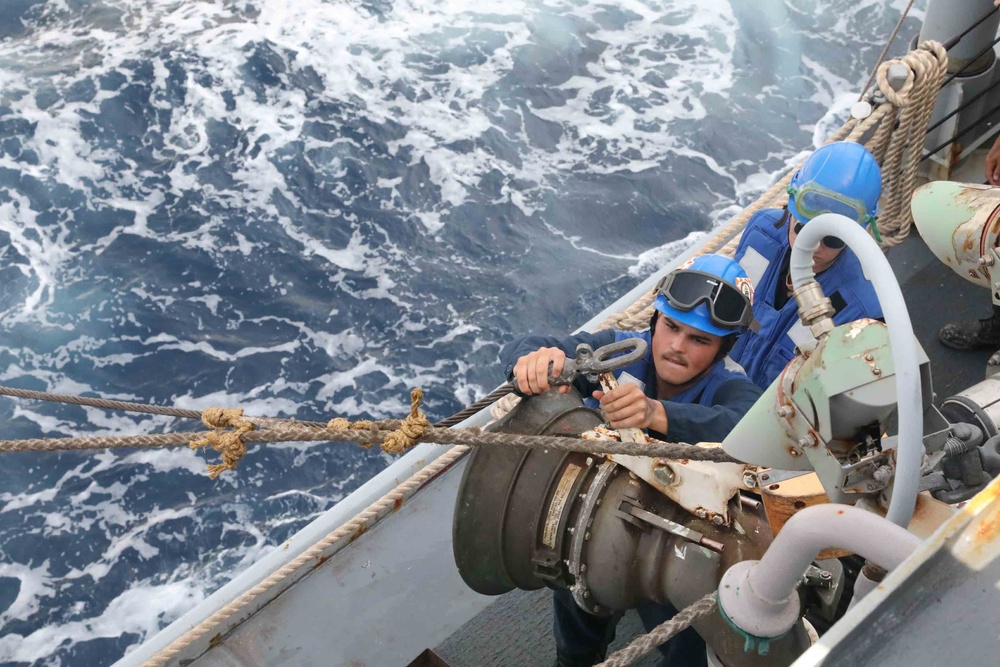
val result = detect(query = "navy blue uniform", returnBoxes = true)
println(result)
[499,328,762,665]
[731,208,883,389]
[499,329,761,444]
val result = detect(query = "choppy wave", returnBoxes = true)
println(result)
[0,0,920,664]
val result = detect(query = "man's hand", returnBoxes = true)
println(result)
[987,134,1000,185]
[592,383,666,432]
[513,347,570,395]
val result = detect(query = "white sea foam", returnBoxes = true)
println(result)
[0,581,205,663]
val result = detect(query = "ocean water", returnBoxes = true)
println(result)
[0,0,922,664]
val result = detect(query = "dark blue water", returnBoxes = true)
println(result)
[0,0,920,664]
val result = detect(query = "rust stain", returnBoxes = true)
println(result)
[973,512,1000,544]
[315,554,331,567]
[837,509,844,515]
[350,525,367,542]
[209,632,224,649]
[393,497,404,510]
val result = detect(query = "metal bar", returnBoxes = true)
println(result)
[626,505,725,553]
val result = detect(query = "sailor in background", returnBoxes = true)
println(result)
[499,254,761,667]
[730,141,884,388]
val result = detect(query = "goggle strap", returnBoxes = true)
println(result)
[868,216,882,243]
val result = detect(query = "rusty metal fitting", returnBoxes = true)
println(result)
[793,280,836,340]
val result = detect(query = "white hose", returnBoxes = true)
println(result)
[746,504,920,603]
[789,213,922,527]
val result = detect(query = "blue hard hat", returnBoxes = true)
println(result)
[654,254,755,337]
[787,141,882,227]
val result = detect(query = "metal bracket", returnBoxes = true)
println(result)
[803,559,844,623]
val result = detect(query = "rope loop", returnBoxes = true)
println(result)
[876,58,914,107]
[381,388,431,454]
[191,408,256,479]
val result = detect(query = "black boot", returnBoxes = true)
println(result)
[939,312,1000,351]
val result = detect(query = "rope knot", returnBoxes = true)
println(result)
[201,407,246,429]
[381,388,431,454]
[191,407,256,479]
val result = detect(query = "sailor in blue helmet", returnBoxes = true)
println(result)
[498,254,763,667]
[730,141,884,389]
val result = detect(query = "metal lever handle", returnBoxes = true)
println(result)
[510,338,648,395]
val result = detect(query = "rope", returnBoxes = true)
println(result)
[0,421,742,462]
[597,593,719,667]
[876,42,948,248]
[0,384,327,429]
[380,388,431,454]
[138,444,470,667]
[434,384,516,428]
[858,0,917,101]
[189,409,256,479]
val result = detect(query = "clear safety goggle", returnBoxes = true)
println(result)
[786,183,880,242]
[656,270,759,333]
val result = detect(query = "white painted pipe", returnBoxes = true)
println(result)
[748,504,920,604]
[789,213,922,527]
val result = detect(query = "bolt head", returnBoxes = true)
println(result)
[695,508,708,519]
[789,448,802,457]
[820,571,832,580]
[742,473,757,487]
[711,515,725,526]
[653,465,675,486]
